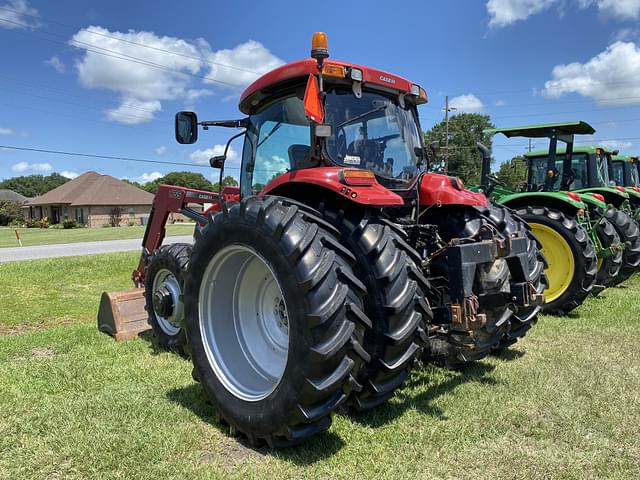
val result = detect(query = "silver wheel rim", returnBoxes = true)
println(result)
[199,244,289,402]
[152,268,183,336]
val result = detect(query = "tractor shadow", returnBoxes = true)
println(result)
[347,362,498,429]
[166,383,344,465]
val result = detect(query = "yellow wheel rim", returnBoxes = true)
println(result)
[530,223,576,303]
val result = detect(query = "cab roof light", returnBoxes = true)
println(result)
[322,64,346,78]
[349,68,363,82]
[340,169,376,186]
[591,193,605,202]
[633,186,640,193]
[615,185,627,193]
[566,191,582,202]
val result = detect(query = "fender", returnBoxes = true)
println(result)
[260,167,405,206]
[496,191,585,211]
[419,173,488,208]
[576,193,607,210]
[574,187,628,209]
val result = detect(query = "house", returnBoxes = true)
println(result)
[23,172,155,227]
[0,189,29,204]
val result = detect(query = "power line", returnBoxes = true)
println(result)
[0,5,260,75]
[0,17,241,88]
[0,144,213,168]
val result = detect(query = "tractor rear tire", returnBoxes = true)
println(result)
[591,208,623,289]
[184,196,370,448]
[320,209,432,411]
[604,206,640,285]
[424,205,517,368]
[145,243,192,353]
[516,206,597,315]
[490,206,547,350]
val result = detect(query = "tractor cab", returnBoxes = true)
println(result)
[176,32,429,206]
[611,155,640,188]
[482,121,599,193]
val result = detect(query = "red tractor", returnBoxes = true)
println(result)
[100,33,544,447]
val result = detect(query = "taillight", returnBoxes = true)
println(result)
[566,191,581,202]
[340,169,376,186]
[591,193,605,202]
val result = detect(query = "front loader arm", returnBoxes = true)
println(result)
[132,185,220,287]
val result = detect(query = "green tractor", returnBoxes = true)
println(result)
[611,154,640,221]
[476,121,629,314]
[521,142,640,286]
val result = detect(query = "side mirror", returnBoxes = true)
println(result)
[175,111,198,144]
[210,155,225,169]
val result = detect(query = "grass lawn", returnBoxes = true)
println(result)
[1,253,639,479]
[0,224,195,248]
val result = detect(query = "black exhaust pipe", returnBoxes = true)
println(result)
[477,142,491,191]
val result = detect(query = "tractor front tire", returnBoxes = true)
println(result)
[321,209,431,411]
[490,206,547,350]
[516,206,597,315]
[603,206,640,285]
[425,205,516,368]
[591,208,623,289]
[184,196,370,448]
[145,243,192,353]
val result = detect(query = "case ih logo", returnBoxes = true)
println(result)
[379,75,396,84]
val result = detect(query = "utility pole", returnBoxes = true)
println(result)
[528,138,533,152]
[443,96,456,173]
[444,95,449,173]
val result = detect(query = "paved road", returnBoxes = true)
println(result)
[0,235,194,263]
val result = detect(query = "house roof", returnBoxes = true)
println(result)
[26,172,154,206]
[0,189,28,203]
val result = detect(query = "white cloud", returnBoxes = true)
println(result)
[70,26,207,124]
[204,40,284,88]
[600,140,633,151]
[0,127,14,135]
[0,0,40,30]
[495,99,506,107]
[11,161,52,173]
[487,0,557,27]
[488,0,640,27]
[190,145,239,165]
[580,0,640,19]
[154,145,166,155]
[185,88,214,103]
[45,55,64,73]
[542,41,640,105]
[129,171,163,184]
[449,94,485,113]
[105,98,161,125]
[60,170,79,179]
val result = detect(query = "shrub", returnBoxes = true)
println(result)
[63,219,79,229]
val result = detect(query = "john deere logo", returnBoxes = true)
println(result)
[379,75,396,84]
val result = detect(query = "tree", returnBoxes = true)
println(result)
[495,157,528,189]
[0,201,24,226]
[143,171,214,194]
[211,175,239,192]
[424,113,495,184]
[0,173,69,197]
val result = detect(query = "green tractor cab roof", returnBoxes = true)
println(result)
[612,155,637,163]
[484,121,595,138]
[525,146,611,158]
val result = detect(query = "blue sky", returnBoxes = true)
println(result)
[1,0,640,184]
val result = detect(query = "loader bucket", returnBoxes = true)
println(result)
[97,289,150,341]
